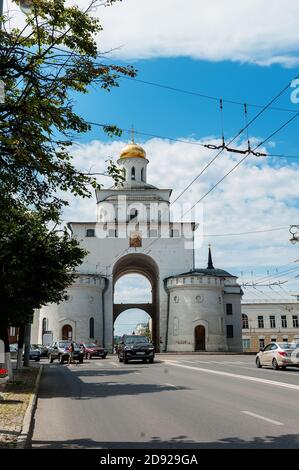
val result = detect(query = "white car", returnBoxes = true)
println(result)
[256,342,299,370]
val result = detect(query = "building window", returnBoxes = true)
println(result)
[86,229,95,237]
[271,337,277,342]
[141,168,144,182]
[129,209,138,221]
[283,337,289,342]
[170,229,180,237]
[149,229,158,237]
[292,315,299,328]
[258,316,264,328]
[42,318,47,334]
[242,314,249,329]
[281,315,287,328]
[226,325,234,338]
[226,304,233,315]
[9,327,16,337]
[269,315,276,328]
[131,167,135,180]
[242,339,250,349]
[89,318,95,339]
[259,339,265,350]
[123,168,126,179]
[108,229,117,237]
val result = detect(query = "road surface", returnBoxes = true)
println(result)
[31,354,299,448]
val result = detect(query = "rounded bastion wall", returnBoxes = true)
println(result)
[38,275,106,345]
[166,275,228,352]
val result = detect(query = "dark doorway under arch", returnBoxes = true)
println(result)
[195,325,205,351]
[62,324,73,341]
[112,253,160,351]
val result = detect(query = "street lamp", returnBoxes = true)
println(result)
[289,225,299,244]
[0,0,32,28]
[19,1,33,15]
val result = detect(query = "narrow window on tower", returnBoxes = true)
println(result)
[131,167,135,180]
[141,168,144,182]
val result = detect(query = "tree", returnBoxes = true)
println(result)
[0,199,87,375]
[0,0,133,216]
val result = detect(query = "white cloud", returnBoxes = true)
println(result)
[95,0,299,66]
[6,0,299,66]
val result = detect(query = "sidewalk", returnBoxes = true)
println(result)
[0,366,40,448]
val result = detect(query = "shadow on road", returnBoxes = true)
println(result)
[38,363,189,400]
[31,433,299,449]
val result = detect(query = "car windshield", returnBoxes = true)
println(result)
[278,342,299,349]
[124,336,149,345]
[85,343,97,348]
[58,341,79,348]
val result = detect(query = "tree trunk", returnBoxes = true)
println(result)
[16,325,25,369]
[23,323,31,367]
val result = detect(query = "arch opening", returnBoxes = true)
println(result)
[112,253,160,351]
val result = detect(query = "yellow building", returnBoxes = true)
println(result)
[242,300,299,352]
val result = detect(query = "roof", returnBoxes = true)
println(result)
[165,268,235,280]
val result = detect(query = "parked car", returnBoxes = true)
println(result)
[256,342,299,370]
[79,343,108,359]
[27,346,41,362]
[32,344,49,358]
[118,335,155,364]
[9,344,41,361]
[9,344,18,359]
[48,341,84,364]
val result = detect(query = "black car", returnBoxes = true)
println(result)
[118,335,155,364]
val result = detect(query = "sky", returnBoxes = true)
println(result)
[6,0,299,334]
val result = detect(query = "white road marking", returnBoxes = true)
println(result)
[165,361,299,391]
[95,362,104,366]
[109,361,120,367]
[241,411,284,426]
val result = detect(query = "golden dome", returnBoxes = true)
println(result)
[119,143,146,159]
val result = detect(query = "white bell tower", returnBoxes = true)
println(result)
[117,136,149,188]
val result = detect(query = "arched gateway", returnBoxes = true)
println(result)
[34,141,243,352]
[112,253,159,350]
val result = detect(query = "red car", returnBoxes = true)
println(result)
[79,343,108,359]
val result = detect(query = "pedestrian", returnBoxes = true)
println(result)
[68,342,75,365]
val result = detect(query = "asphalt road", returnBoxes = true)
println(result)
[31,354,299,449]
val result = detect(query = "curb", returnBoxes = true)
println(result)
[16,365,43,449]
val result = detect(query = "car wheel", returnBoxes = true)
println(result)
[102,354,107,359]
[149,358,154,364]
[142,359,147,363]
[281,366,286,370]
[256,357,262,368]
[79,357,83,364]
[49,355,54,363]
[118,355,123,363]
[124,354,129,364]
[35,357,41,362]
[272,358,279,370]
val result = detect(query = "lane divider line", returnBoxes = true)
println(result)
[241,411,284,426]
[164,361,299,391]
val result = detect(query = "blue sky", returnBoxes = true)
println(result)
[76,58,299,159]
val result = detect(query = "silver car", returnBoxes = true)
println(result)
[256,342,299,370]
